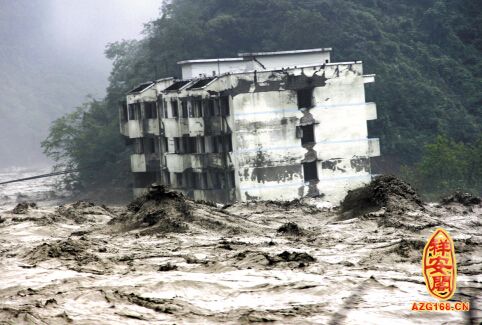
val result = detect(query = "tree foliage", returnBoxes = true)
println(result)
[43,0,481,195]
[402,135,482,198]
[42,99,130,191]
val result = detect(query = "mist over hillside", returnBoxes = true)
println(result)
[0,0,159,168]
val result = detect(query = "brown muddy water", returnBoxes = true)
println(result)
[0,175,480,324]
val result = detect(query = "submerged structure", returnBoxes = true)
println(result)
[119,48,379,203]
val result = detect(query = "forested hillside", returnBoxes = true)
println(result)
[43,0,482,197]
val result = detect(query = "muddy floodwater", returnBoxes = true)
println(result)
[0,171,480,324]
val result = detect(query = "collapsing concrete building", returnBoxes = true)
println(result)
[119,48,380,204]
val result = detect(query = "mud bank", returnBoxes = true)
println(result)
[0,177,480,324]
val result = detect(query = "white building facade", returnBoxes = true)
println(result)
[119,48,380,204]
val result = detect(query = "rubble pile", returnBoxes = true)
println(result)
[341,175,424,218]
[12,202,37,214]
[277,222,304,236]
[55,200,113,224]
[441,191,481,206]
[234,250,316,268]
[108,184,192,234]
[25,238,99,266]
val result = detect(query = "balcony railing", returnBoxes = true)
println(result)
[130,154,146,172]
[165,152,231,172]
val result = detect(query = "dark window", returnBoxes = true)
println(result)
[213,99,220,116]
[171,100,179,118]
[120,102,128,121]
[162,137,169,153]
[303,161,318,181]
[198,137,205,153]
[206,99,215,117]
[297,88,314,109]
[188,103,195,118]
[182,136,189,153]
[300,124,315,145]
[144,102,157,119]
[192,173,200,189]
[205,98,220,116]
[145,138,156,153]
[193,99,202,117]
[176,173,183,187]
[128,104,136,120]
[187,137,197,153]
[211,136,219,153]
[229,170,235,187]
[223,134,233,152]
[134,138,144,154]
[219,173,226,189]
[152,102,158,118]
[181,100,188,118]
[201,173,208,189]
[220,96,230,116]
[163,171,170,186]
[163,101,168,118]
[174,137,181,153]
[211,172,221,189]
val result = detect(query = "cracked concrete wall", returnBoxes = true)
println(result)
[228,62,379,204]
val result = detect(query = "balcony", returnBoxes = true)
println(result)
[367,138,380,157]
[365,102,377,120]
[126,120,143,138]
[130,154,146,172]
[144,118,159,135]
[165,153,230,172]
[363,74,376,84]
[162,116,225,137]
[120,121,128,137]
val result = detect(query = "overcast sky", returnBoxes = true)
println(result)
[46,0,162,73]
[0,0,164,168]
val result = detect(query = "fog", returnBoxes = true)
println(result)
[0,0,161,169]
[46,0,161,74]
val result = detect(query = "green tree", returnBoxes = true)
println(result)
[42,98,130,191]
[402,134,482,198]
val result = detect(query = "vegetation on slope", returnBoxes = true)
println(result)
[42,0,482,197]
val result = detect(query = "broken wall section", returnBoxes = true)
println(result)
[230,63,379,203]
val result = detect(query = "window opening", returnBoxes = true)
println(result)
[176,173,183,187]
[297,88,314,109]
[220,96,230,116]
[171,100,179,118]
[181,100,188,118]
[300,124,315,145]
[303,161,318,181]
